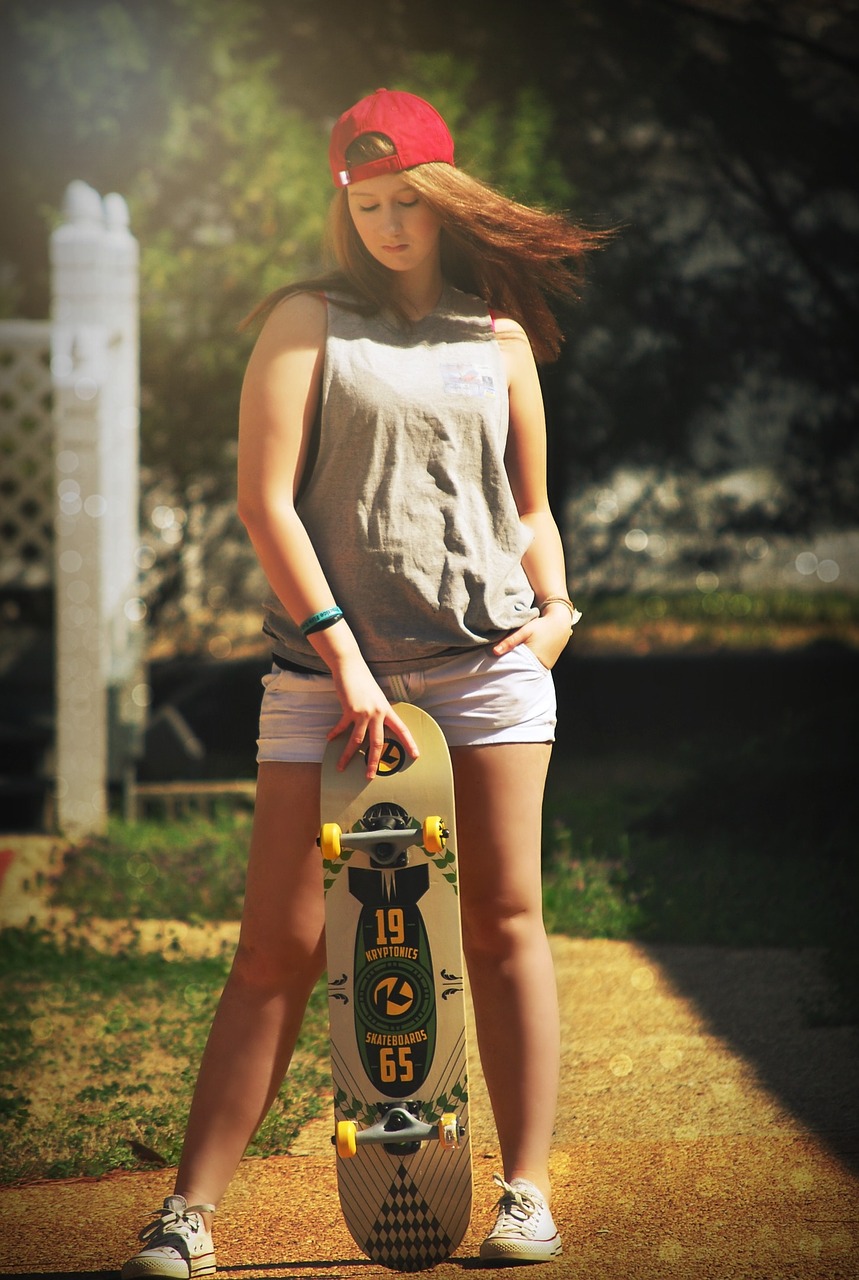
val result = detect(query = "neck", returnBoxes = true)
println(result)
[391,260,445,321]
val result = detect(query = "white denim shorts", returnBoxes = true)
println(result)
[256,644,556,764]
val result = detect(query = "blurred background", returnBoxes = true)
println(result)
[1,0,857,1193]
[0,0,857,806]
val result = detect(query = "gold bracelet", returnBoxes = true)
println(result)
[538,596,583,628]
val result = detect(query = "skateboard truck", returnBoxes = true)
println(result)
[319,815,448,865]
[334,1104,465,1159]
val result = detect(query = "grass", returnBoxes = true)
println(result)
[51,811,253,922]
[581,589,859,629]
[0,926,329,1185]
[575,588,859,651]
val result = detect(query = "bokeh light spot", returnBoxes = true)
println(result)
[56,450,79,474]
[135,544,156,570]
[696,570,719,593]
[745,536,768,560]
[132,683,151,707]
[59,550,83,574]
[124,597,147,623]
[208,634,232,659]
[84,494,107,518]
[630,966,656,991]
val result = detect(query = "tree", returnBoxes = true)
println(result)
[3,0,856,527]
[1,1,576,489]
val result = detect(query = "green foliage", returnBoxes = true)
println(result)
[395,53,575,206]
[126,6,332,486]
[50,812,253,921]
[583,590,859,629]
[14,2,156,146]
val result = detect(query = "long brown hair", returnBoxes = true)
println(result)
[242,134,608,363]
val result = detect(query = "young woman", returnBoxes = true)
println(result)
[122,88,600,1277]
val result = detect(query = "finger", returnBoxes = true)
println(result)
[326,713,352,742]
[364,722,387,779]
[378,705,419,760]
[493,626,530,656]
[337,725,369,773]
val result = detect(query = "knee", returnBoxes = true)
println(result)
[228,929,326,998]
[461,900,540,968]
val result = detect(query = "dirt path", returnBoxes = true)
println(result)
[1,844,858,1277]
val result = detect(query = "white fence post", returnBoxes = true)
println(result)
[51,181,143,837]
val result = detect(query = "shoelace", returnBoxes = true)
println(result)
[490,1174,541,1237]
[138,1201,212,1247]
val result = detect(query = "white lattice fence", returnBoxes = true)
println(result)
[0,182,143,837]
[0,321,53,588]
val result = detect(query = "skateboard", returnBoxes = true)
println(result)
[319,703,472,1272]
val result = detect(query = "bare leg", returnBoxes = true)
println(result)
[175,762,326,1213]
[452,744,559,1201]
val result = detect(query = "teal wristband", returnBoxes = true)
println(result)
[300,606,344,637]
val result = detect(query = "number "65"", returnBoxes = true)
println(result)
[379,1045,413,1083]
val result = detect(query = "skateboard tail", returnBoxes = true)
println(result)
[341,1151,472,1272]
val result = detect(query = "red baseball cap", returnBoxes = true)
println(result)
[329,88,455,188]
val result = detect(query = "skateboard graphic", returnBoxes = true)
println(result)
[319,703,472,1272]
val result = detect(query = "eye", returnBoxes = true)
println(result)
[398,199,419,208]
[356,203,379,213]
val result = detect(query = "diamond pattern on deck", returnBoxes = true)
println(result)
[363,1163,453,1271]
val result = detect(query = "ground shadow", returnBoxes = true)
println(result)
[552,644,859,1173]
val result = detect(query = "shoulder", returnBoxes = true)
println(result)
[243,291,328,394]
[488,311,538,381]
[489,311,528,341]
[260,291,328,347]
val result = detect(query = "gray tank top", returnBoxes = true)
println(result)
[264,282,538,673]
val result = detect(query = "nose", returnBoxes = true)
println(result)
[382,203,403,235]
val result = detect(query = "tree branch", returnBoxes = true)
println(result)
[649,0,859,75]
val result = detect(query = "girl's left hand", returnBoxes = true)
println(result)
[492,607,574,671]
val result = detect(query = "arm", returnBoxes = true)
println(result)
[491,316,577,669]
[237,293,418,774]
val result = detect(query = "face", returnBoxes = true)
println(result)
[346,172,442,276]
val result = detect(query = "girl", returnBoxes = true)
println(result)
[123,88,600,1277]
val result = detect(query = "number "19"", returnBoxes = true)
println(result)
[375,907,405,947]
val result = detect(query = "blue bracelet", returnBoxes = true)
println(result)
[300,606,344,636]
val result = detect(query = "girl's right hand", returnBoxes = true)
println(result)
[327,654,419,778]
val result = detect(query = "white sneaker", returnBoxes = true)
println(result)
[480,1175,563,1263]
[121,1195,216,1278]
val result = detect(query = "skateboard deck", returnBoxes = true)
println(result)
[320,703,472,1272]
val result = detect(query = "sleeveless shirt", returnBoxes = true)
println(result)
[263,282,539,674]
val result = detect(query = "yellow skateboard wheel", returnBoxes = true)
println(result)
[320,823,342,859]
[336,1119,357,1158]
[438,1112,459,1148]
[422,816,447,855]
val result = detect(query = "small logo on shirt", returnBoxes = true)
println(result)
[440,363,496,397]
